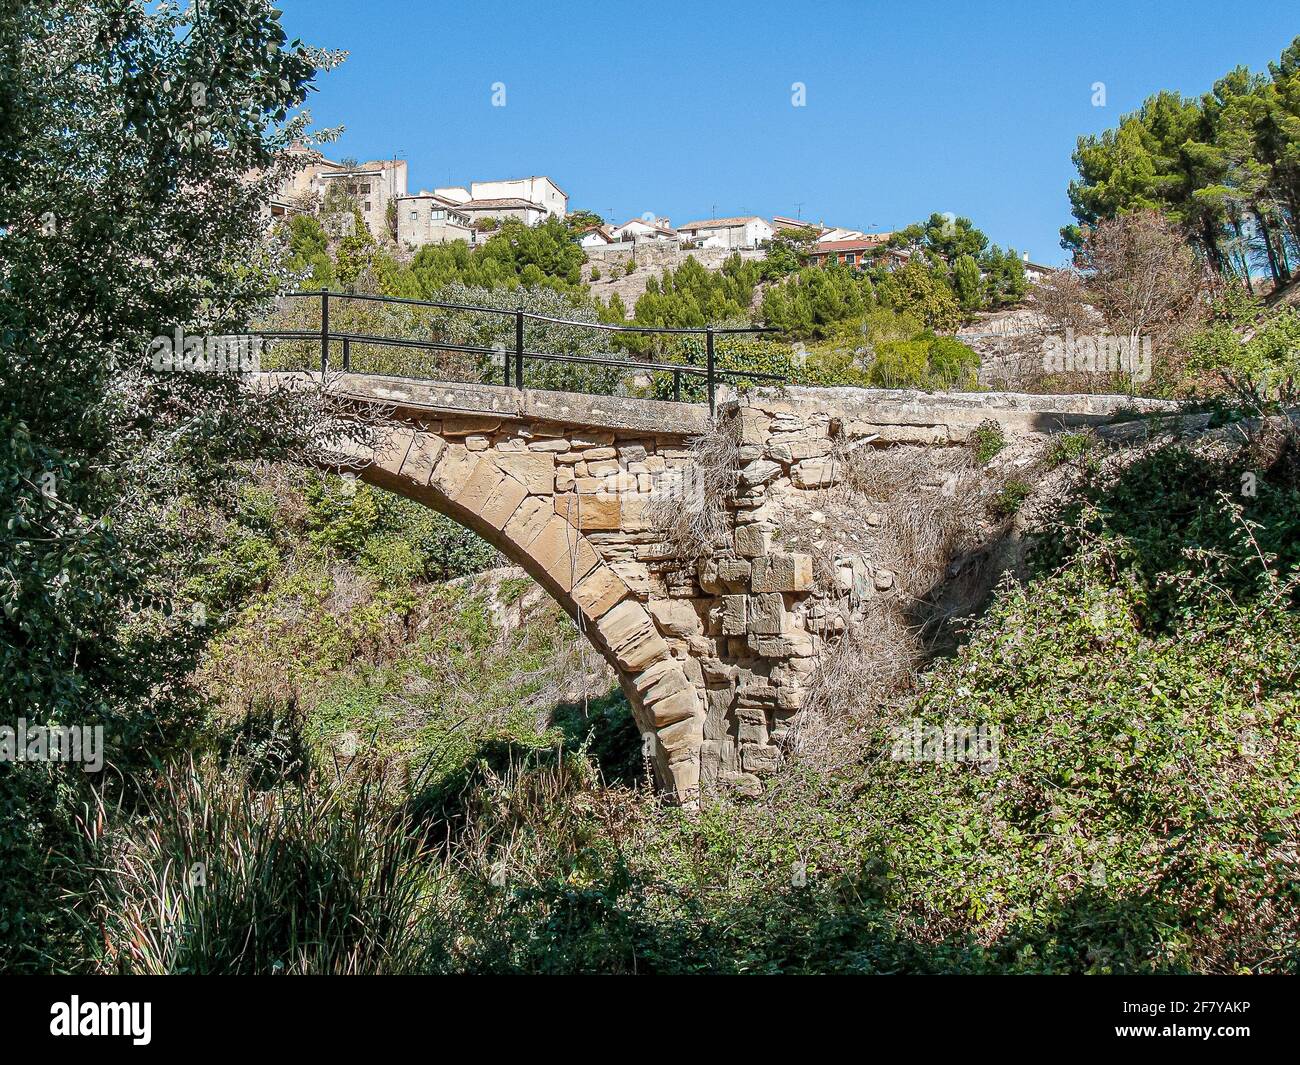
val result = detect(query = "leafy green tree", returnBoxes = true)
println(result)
[979,246,1028,307]
[890,213,990,266]
[952,253,983,311]
[0,0,337,971]
[874,260,963,331]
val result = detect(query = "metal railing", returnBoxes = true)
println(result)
[254,289,784,414]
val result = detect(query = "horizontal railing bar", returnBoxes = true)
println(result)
[255,330,784,382]
[275,290,777,336]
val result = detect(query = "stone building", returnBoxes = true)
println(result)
[394,192,474,249]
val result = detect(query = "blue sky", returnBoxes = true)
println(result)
[278,1,1298,266]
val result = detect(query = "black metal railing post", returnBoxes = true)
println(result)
[514,309,525,389]
[342,336,350,372]
[706,327,716,415]
[672,368,681,402]
[320,288,329,375]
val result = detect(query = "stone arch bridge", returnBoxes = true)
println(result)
[298,373,1165,804]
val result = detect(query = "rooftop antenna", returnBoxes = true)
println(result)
[711,203,717,219]
[794,202,804,220]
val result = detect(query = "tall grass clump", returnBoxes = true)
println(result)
[71,756,448,974]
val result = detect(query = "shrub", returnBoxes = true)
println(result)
[1046,431,1096,469]
[990,477,1032,518]
[970,419,1006,464]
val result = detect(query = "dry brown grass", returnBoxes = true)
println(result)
[820,441,986,599]
[647,415,741,561]
[784,602,921,774]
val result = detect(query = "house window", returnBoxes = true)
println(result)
[360,183,371,194]
[432,210,445,221]
[409,211,417,221]
[363,202,371,213]
[846,253,856,265]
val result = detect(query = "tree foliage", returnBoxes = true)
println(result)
[1065,36,1300,289]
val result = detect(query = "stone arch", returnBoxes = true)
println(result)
[351,415,705,802]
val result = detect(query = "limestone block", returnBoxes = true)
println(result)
[739,459,782,488]
[634,658,690,701]
[581,446,617,460]
[746,592,786,635]
[528,438,571,452]
[570,432,615,447]
[790,458,839,489]
[750,552,814,593]
[620,495,651,533]
[738,717,768,745]
[493,452,556,494]
[453,460,506,514]
[503,495,555,551]
[658,714,703,758]
[734,524,773,557]
[775,687,804,711]
[555,493,621,531]
[555,467,575,492]
[548,543,602,594]
[399,432,445,486]
[572,566,631,620]
[596,599,669,673]
[701,657,738,686]
[666,753,700,799]
[699,740,720,792]
[719,770,763,798]
[736,409,771,446]
[479,476,529,530]
[741,744,780,776]
[717,558,752,583]
[528,517,599,591]
[704,687,733,741]
[874,568,895,591]
[649,598,704,638]
[721,594,747,636]
[698,558,722,594]
[373,426,416,476]
[737,682,778,707]
[600,470,638,494]
[441,415,501,436]
[586,459,620,477]
[647,687,697,727]
[687,635,719,659]
[618,444,648,463]
[464,434,490,451]
[771,436,832,463]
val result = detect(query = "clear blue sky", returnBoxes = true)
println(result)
[278,0,1298,266]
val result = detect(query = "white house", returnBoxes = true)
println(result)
[677,216,774,250]
[579,224,618,249]
[611,217,675,242]
[436,176,567,221]
[1021,253,1056,284]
